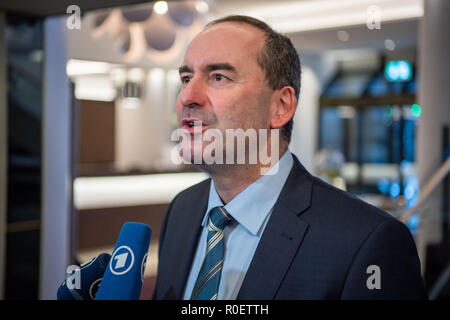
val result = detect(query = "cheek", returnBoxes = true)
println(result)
[215,102,250,130]
[210,84,271,129]
[224,92,269,128]
[175,97,183,119]
[209,94,241,124]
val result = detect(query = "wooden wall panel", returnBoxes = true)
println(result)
[78,99,115,165]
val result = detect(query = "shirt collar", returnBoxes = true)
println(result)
[202,149,294,236]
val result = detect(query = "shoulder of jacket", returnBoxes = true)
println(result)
[170,177,211,205]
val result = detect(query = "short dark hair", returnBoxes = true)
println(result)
[206,15,301,142]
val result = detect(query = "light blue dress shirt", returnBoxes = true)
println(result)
[182,149,294,300]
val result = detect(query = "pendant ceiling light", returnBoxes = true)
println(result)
[91,1,208,61]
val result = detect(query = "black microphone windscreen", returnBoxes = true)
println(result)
[57,253,111,300]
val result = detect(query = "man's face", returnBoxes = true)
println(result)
[176,22,274,165]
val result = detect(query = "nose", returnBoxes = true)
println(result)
[178,75,206,109]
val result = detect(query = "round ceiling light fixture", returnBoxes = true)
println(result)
[153,1,169,15]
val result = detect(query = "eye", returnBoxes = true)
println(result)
[180,75,191,85]
[211,73,229,83]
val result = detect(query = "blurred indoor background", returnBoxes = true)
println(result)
[0,0,449,299]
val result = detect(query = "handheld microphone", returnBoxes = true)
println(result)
[95,222,152,300]
[57,253,111,300]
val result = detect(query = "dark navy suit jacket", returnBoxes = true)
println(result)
[153,155,428,299]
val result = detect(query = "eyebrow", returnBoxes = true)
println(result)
[204,63,236,73]
[178,62,237,75]
[178,65,192,75]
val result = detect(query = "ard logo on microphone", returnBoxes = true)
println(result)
[110,245,135,275]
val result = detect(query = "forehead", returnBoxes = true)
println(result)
[183,22,266,70]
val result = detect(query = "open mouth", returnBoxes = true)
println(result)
[181,119,206,132]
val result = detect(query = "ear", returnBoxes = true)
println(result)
[270,86,297,129]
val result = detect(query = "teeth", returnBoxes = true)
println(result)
[185,120,203,128]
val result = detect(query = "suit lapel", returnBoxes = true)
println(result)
[163,179,211,299]
[237,155,313,299]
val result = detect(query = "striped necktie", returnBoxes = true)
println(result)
[191,206,233,300]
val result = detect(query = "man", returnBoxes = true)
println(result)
[153,15,427,300]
